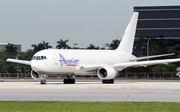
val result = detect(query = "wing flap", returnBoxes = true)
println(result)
[6,59,31,65]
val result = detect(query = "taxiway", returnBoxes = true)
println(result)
[0,81,180,102]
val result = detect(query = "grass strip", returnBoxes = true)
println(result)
[0,101,180,112]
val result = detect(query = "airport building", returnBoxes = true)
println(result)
[0,43,21,51]
[134,5,180,39]
[133,6,180,56]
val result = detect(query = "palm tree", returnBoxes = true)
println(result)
[135,36,145,56]
[151,39,169,55]
[86,44,99,49]
[19,49,35,61]
[104,39,120,50]
[32,41,52,52]
[42,41,52,49]
[5,43,18,56]
[56,39,71,49]
[168,44,180,57]
[31,43,44,52]
[168,39,179,47]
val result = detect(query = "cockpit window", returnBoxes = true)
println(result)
[44,56,46,59]
[32,56,36,60]
[32,56,47,60]
[36,56,41,60]
[41,56,44,59]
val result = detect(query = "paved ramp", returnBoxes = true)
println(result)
[0,82,180,102]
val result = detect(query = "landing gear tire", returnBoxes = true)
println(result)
[63,79,75,84]
[40,79,46,84]
[102,79,114,84]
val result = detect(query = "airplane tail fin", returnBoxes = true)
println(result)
[116,12,139,54]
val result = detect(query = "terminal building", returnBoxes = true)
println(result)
[134,6,180,39]
[0,43,21,51]
[133,6,180,56]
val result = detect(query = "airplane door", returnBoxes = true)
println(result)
[53,54,59,65]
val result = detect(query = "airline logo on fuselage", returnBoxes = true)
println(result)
[59,54,79,67]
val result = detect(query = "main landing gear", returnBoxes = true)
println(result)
[102,79,114,84]
[40,79,47,84]
[63,75,75,84]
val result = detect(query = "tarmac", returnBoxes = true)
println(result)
[0,80,180,102]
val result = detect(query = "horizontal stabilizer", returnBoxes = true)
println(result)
[114,58,180,68]
[130,53,175,61]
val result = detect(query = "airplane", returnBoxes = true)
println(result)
[6,12,180,84]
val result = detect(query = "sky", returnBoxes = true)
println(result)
[1,0,180,51]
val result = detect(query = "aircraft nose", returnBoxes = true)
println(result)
[31,61,42,72]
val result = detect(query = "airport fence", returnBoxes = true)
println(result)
[0,72,179,80]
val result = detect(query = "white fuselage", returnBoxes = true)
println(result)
[31,49,134,75]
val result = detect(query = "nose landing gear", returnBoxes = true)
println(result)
[39,73,47,85]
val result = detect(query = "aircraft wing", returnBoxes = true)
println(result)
[81,58,180,71]
[6,59,31,65]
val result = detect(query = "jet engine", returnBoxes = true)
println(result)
[97,66,117,79]
[31,70,48,80]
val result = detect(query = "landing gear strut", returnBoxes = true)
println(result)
[40,79,46,84]
[102,79,114,84]
[63,75,75,84]
[39,73,47,85]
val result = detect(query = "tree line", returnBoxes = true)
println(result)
[128,36,180,74]
[0,37,180,77]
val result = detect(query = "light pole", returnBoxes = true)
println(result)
[147,38,150,60]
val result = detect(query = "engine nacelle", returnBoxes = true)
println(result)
[31,70,48,80]
[97,66,117,79]
[31,70,40,80]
